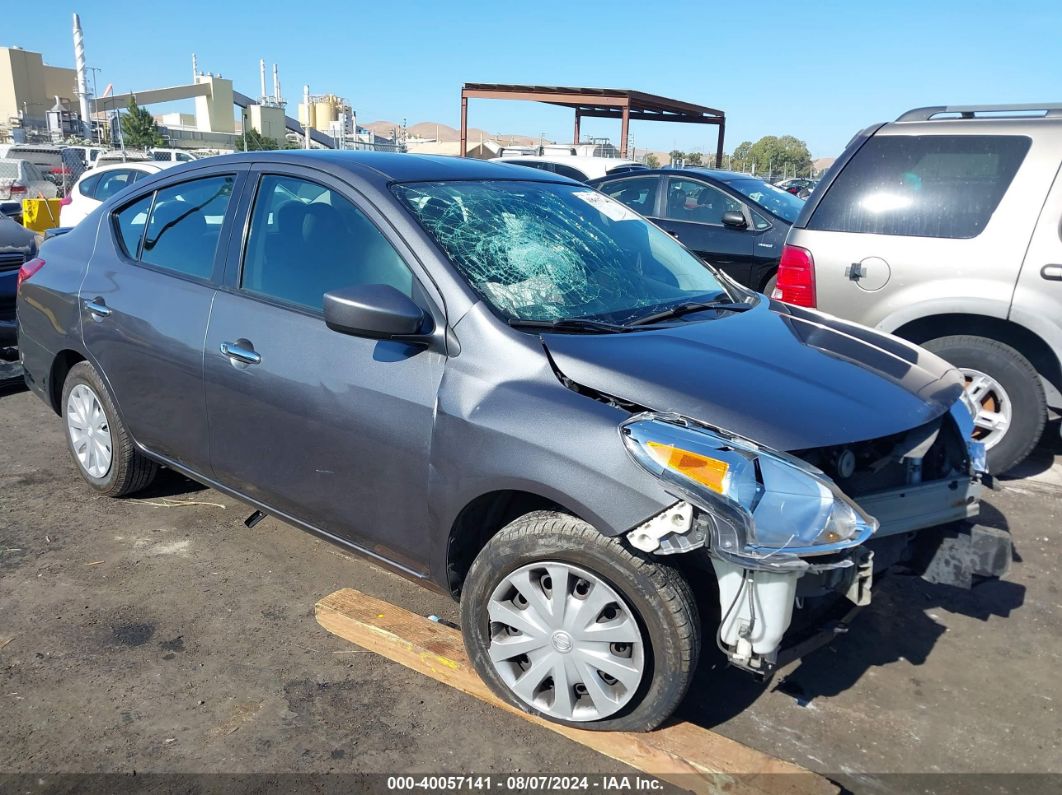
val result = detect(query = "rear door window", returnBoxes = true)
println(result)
[140,175,235,279]
[114,194,153,258]
[598,176,659,216]
[808,135,1030,238]
[94,170,136,201]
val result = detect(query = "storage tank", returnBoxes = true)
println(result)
[314,97,337,131]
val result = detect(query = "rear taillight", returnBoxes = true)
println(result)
[772,244,816,307]
[10,184,27,197]
[17,258,45,292]
[60,196,72,206]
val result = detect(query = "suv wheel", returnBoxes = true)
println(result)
[923,335,1046,474]
[61,361,158,496]
[460,511,699,731]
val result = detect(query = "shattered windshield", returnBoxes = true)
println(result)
[393,180,727,324]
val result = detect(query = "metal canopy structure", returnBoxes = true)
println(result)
[460,83,726,164]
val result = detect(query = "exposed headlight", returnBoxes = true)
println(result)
[621,413,877,561]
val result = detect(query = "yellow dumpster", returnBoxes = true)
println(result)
[21,198,63,233]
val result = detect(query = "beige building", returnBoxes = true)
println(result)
[0,46,78,126]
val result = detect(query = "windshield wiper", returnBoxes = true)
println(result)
[508,317,631,333]
[627,298,753,326]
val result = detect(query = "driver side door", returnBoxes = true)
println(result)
[203,167,446,575]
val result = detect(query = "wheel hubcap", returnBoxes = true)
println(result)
[66,384,113,478]
[486,562,645,722]
[960,368,1012,450]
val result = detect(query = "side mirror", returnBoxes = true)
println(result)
[721,211,748,229]
[323,284,432,341]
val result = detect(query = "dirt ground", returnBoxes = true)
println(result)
[1,379,1060,793]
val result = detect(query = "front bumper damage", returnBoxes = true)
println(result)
[623,401,1010,677]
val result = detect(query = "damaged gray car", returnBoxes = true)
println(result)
[16,152,1008,732]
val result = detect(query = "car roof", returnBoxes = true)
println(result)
[79,162,168,179]
[494,155,641,167]
[172,150,574,184]
[589,167,761,185]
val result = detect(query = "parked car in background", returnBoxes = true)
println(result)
[590,168,805,292]
[0,159,59,222]
[0,213,38,345]
[149,148,199,163]
[492,155,646,183]
[775,177,816,197]
[60,162,171,227]
[780,103,1062,473]
[94,150,153,167]
[17,151,1004,732]
[65,145,106,168]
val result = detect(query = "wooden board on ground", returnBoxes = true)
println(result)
[316,588,837,795]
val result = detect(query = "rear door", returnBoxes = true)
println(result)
[1010,136,1062,392]
[80,167,247,473]
[791,130,1042,329]
[203,166,445,573]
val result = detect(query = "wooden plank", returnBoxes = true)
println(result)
[316,588,837,795]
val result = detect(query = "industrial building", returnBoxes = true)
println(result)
[0,45,78,134]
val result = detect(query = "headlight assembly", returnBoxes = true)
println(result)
[621,413,877,565]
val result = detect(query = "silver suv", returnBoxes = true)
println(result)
[779,103,1062,473]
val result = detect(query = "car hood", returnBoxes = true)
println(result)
[542,299,964,451]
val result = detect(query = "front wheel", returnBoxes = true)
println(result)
[922,335,1046,474]
[460,511,700,731]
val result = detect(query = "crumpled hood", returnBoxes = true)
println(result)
[543,299,964,451]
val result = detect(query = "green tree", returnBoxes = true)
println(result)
[743,135,812,179]
[644,153,660,168]
[685,151,704,166]
[731,140,753,170]
[235,128,280,151]
[120,98,164,149]
[668,149,684,165]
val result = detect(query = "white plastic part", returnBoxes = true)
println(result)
[712,557,800,658]
[627,502,694,552]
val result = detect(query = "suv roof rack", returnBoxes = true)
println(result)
[897,103,1062,122]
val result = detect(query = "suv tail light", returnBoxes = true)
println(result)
[17,257,45,292]
[10,184,27,197]
[772,244,816,307]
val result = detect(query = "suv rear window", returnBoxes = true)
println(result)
[807,135,1030,239]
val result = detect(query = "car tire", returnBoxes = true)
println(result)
[461,511,700,732]
[61,361,158,497]
[922,335,1045,474]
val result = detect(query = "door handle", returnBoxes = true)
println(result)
[1042,264,1062,281]
[84,298,111,317]
[220,341,261,365]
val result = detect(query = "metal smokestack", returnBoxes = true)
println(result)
[273,64,281,105]
[303,84,310,148]
[259,58,267,102]
[192,52,198,80]
[72,13,92,138]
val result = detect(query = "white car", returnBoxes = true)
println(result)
[0,159,59,222]
[148,148,200,163]
[60,162,170,227]
[490,155,647,183]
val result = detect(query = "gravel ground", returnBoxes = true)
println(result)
[1,380,1060,793]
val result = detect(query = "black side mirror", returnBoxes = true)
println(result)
[323,284,432,341]
[721,211,748,229]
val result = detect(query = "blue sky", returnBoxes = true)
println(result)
[6,0,1061,157]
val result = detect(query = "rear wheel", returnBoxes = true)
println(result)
[61,361,158,496]
[460,511,699,731]
[922,335,1045,474]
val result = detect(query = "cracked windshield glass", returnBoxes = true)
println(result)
[394,181,728,324]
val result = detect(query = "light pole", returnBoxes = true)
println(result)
[86,66,102,144]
